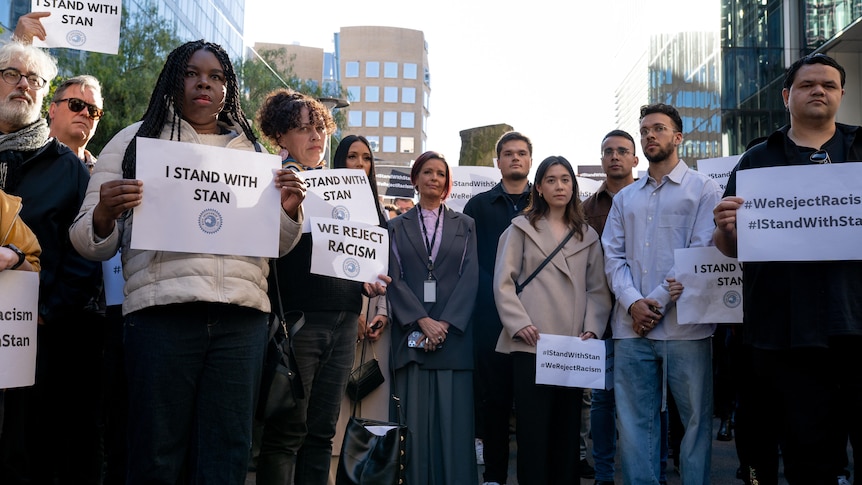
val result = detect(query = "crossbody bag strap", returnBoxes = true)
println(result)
[515,228,576,294]
[270,259,304,338]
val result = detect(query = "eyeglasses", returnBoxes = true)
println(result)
[602,147,632,157]
[55,97,104,120]
[809,150,831,164]
[639,124,677,137]
[0,67,47,89]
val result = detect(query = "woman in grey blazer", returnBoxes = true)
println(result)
[387,151,479,485]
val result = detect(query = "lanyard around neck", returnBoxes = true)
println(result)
[419,205,443,273]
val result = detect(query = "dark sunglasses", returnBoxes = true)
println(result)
[810,150,831,164]
[55,97,104,120]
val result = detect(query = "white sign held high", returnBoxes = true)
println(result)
[30,0,122,54]
[301,169,380,232]
[310,217,389,285]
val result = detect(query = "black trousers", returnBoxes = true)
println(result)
[474,334,514,484]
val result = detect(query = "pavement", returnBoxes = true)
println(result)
[246,416,854,484]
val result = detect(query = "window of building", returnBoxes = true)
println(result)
[401,137,415,154]
[348,111,362,127]
[384,86,399,103]
[402,87,416,104]
[401,112,415,128]
[367,136,380,153]
[383,136,397,153]
[347,86,360,102]
[366,111,380,127]
[383,111,397,128]
[384,62,398,78]
[345,61,359,78]
[366,86,379,102]
[366,61,380,78]
[404,63,417,80]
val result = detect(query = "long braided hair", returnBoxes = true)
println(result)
[121,40,256,178]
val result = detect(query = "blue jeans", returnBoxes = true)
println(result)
[614,337,713,485]
[257,310,357,485]
[124,302,268,484]
[591,387,616,481]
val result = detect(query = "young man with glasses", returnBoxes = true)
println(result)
[0,41,103,484]
[714,53,862,484]
[603,104,722,485]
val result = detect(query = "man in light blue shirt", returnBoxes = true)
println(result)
[602,103,722,485]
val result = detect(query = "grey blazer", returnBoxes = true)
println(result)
[387,205,478,371]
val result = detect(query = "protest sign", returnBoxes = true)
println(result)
[446,166,498,212]
[102,251,124,306]
[31,0,122,54]
[0,271,39,389]
[674,246,743,324]
[132,137,282,258]
[696,155,740,193]
[375,165,414,198]
[535,334,613,390]
[736,163,862,261]
[576,176,602,201]
[300,168,380,232]
[310,217,389,284]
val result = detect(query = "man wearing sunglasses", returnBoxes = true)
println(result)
[48,76,104,173]
[714,53,862,484]
[0,41,102,484]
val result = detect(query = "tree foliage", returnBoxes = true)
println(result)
[54,5,180,155]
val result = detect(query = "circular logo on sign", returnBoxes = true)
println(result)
[199,209,223,234]
[331,205,350,220]
[343,258,361,278]
[67,30,86,47]
[723,290,741,308]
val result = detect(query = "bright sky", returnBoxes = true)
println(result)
[243,0,714,171]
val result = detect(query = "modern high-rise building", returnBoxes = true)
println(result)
[721,0,862,155]
[1,0,246,62]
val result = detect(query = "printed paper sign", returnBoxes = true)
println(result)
[132,137,282,258]
[101,251,123,306]
[31,0,122,54]
[576,176,602,201]
[535,334,613,390]
[736,163,862,261]
[301,169,380,232]
[310,217,389,284]
[674,246,743,324]
[375,165,414,198]
[696,155,740,194]
[446,166,499,213]
[0,271,39,389]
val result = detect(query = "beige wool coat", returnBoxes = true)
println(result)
[494,215,612,354]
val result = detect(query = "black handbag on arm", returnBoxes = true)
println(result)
[256,260,305,421]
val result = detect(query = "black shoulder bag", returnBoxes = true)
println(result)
[515,228,576,294]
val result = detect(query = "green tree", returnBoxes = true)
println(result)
[55,5,180,155]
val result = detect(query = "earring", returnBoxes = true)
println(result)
[539,192,544,198]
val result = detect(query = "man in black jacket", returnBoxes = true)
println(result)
[0,41,102,484]
[463,131,533,485]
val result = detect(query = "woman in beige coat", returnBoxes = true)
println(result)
[493,156,612,485]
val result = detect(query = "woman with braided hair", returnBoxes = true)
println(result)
[69,40,307,483]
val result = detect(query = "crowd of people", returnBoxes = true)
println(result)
[0,11,859,485]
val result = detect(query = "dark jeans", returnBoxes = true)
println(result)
[257,310,357,485]
[512,352,582,485]
[124,302,268,485]
[474,326,514,484]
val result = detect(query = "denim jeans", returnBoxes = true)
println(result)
[257,310,357,485]
[614,337,713,485]
[591,387,616,481]
[124,302,268,485]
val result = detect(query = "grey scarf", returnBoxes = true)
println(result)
[0,119,49,191]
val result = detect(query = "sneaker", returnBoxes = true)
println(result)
[475,438,485,465]
[837,475,851,485]
[579,459,596,479]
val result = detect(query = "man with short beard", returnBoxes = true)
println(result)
[0,41,102,484]
[602,104,722,485]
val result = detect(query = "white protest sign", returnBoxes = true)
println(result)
[736,163,862,261]
[31,0,122,54]
[576,176,602,201]
[535,334,613,390]
[132,137,282,258]
[301,169,379,233]
[309,217,389,284]
[0,271,39,389]
[696,155,740,194]
[674,247,743,324]
[446,166,498,212]
[101,251,123,306]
